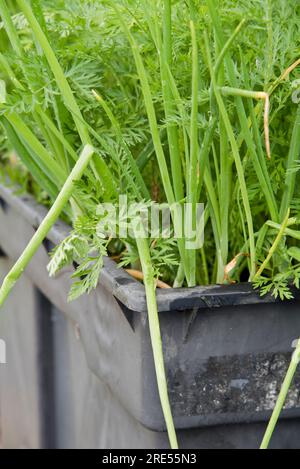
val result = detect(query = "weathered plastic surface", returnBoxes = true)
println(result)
[0,258,42,448]
[1,183,300,449]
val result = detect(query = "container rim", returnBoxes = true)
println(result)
[0,183,297,313]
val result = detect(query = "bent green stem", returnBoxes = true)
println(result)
[0,144,94,308]
[220,87,271,160]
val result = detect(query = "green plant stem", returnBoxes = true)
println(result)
[16,0,88,144]
[255,224,269,260]
[266,222,300,241]
[200,246,209,285]
[260,339,300,449]
[36,107,83,167]
[4,111,66,187]
[16,0,114,188]
[188,20,199,206]
[92,90,150,200]
[220,87,266,100]
[173,262,185,288]
[239,51,278,228]
[113,3,192,285]
[186,19,199,286]
[0,117,61,202]
[213,19,246,78]
[0,52,23,89]
[32,110,67,171]
[280,105,300,220]
[0,145,94,308]
[135,235,178,449]
[161,0,184,202]
[196,116,217,199]
[265,0,273,85]
[209,18,246,282]
[207,0,278,222]
[164,64,190,180]
[254,209,290,279]
[220,86,271,161]
[136,134,160,171]
[112,4,174,204]
[0,0,22,56]
[204,32,256,279]
[214,32,231,283]
[168,62,221,282]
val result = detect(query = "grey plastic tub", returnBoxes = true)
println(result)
[0,183,300,449]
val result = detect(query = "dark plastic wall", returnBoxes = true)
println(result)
[1,184,300,449]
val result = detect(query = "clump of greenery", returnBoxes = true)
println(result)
[1,0,300,449]
[1,0,300,295]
